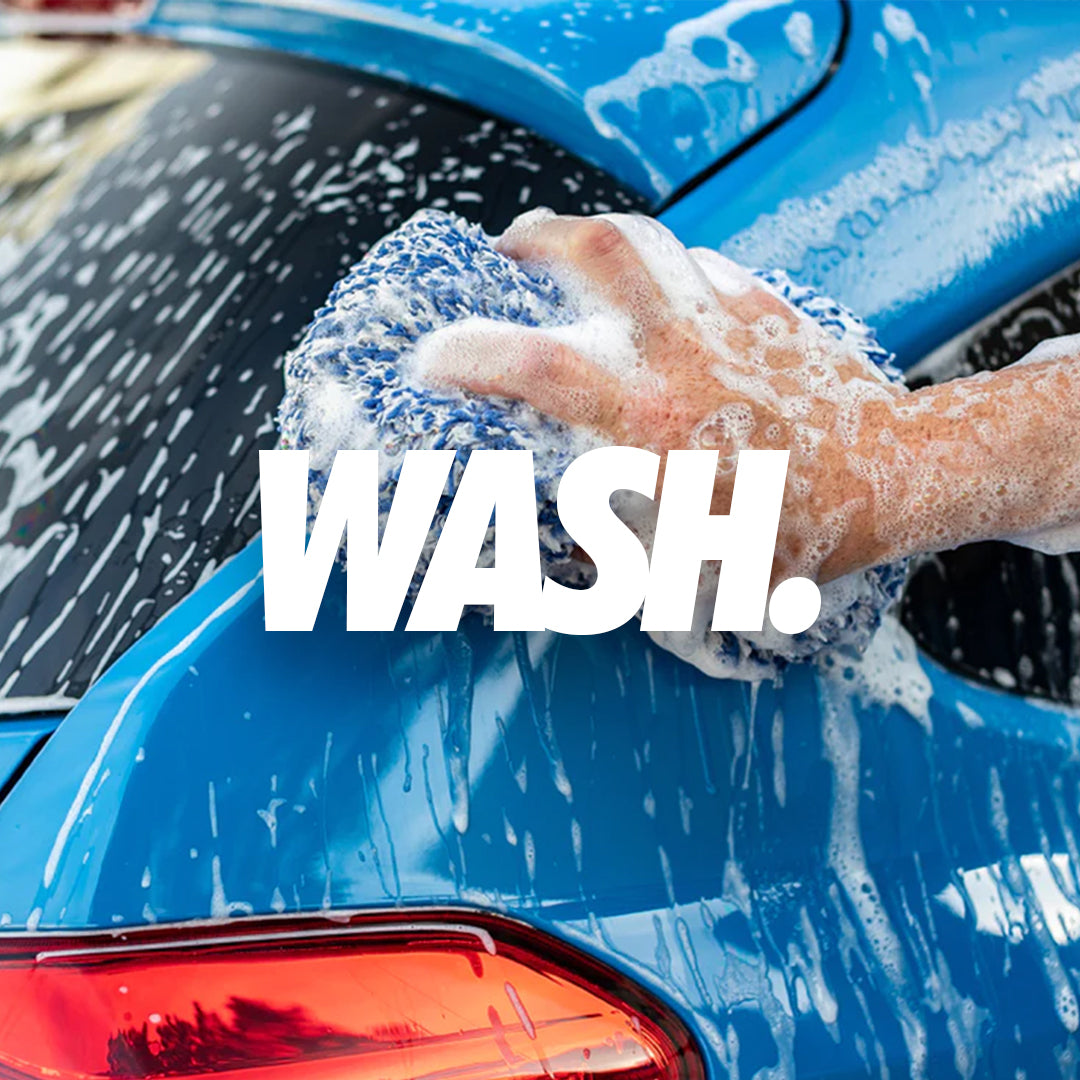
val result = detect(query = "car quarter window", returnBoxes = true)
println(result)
[902,262,1080,704]
[0,37,647,702]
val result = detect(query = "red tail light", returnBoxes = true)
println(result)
[0,911,705,1080]
[0,2,143,11]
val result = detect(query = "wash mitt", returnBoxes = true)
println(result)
[277,209,907,677]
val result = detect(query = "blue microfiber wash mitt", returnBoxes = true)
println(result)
[277,209,908,679]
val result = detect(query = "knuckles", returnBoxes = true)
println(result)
[567,218,630,267]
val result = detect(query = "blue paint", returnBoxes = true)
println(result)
[3,2,1080,1076]
[3,545,1080,1074]
[0,719,58,796]
[277,207,905,670]
[662,1,1080,367]
[139,0,844,200]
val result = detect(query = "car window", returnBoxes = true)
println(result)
[903,261,1080,703]
[0,37,646,702]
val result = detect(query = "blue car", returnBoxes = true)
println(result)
[1,1,1080,1076]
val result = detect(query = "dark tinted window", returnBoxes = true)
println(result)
[902,261,1080,703]
[0,38,646,701]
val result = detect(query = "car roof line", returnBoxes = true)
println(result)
[655,0,852,215]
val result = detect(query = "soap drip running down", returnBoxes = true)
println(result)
[277,210,908,678]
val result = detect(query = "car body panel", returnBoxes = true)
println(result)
[0,717,57,797]
[664,0,1080,367]
[6,544,1080,1075]
[5,539,1080,1078]
[3,3,1080,1079]
[133,0,844,201]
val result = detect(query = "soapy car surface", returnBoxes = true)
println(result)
[278,208,908,677]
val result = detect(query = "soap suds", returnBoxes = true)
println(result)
[582,0,774,194]
[783,11,816,60]
[278,209,908,679]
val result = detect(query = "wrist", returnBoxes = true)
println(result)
[884,367,1080,559]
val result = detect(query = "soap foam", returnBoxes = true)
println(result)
[277,209,908,679]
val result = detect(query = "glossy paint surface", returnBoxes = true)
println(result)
[4,2,1080,1078]
[6,542,1080,1076]
[136,0,843,200]
[0,718,57,796]
[664,1,1080,367]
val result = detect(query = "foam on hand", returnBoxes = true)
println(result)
[277,209,908,680]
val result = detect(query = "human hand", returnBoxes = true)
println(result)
[418,211,911,586]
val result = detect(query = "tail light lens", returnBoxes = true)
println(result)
[0,2,143,11]
[0,911,705,1080]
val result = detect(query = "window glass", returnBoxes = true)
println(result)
[0,39,645,701]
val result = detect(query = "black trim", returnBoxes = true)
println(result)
[0,728,56,805]
[655,0,852,214]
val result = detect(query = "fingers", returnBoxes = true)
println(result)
[688,248,756,299]
[723,286,801,333]
[497,213,803,382]
[688,247,800,332]
[497,213,671,326]
[498,214,717,380]
[499,214,786,331]
[418,319,628,436]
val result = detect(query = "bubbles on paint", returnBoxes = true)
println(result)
[284,208,908,680]
[783,11,816,60]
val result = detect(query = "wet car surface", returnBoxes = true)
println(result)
[3,4,1080,1079]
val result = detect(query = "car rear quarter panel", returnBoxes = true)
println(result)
[6,4,1080,1080]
